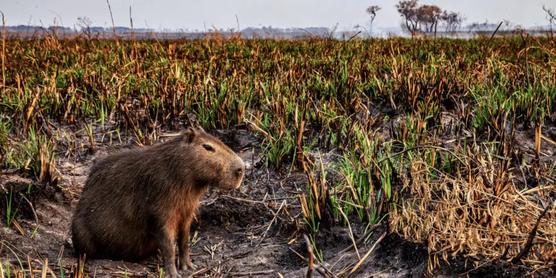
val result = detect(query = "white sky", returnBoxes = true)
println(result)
[2,0,554,31]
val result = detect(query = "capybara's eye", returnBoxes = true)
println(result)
[202,144,215,152]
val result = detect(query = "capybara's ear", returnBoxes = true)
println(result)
[183,127,197,143]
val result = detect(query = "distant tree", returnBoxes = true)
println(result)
[77,17,93,38]
[397,1,465,37]
[366,5,381,34]
[396,0,420,36]
[416,5,443,35]
[441,11,464,33]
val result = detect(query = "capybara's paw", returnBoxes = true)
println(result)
[180,259,196,271]
[164,265,181,278]
[165,271,181,278]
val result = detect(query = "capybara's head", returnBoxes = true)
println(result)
[179,127,245,189]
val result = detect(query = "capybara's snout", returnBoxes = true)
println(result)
[227,156,245,189]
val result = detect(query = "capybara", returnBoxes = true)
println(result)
[71,127,245,278]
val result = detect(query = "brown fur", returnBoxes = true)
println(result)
[71,127,245,278]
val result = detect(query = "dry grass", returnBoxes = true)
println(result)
[390,143,556,271]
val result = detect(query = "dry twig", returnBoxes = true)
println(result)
[349,232,387,274]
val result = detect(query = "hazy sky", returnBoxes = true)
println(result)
[2,0,554,32]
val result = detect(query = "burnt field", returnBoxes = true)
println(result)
[0,36,555,277]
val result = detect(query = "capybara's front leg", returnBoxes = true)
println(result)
[178,220,196,271]
[157,227,180,278]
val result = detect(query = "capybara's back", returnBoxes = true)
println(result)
[71,127,245,276]
[71,148,159,260]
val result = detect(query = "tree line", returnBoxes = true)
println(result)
[368,1,556,37]
[367,0,462,36]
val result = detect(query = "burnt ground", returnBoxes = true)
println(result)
[0,128,554,277]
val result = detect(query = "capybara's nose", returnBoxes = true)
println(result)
[235,166,244,178]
